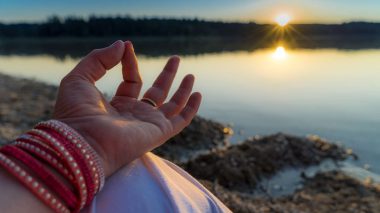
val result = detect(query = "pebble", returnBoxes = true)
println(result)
[346,148,353,155]
[364,177,373,186]
[222,127,234,135]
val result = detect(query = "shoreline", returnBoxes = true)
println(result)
[1,73,379,212]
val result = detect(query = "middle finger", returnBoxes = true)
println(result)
[142,56,180,106]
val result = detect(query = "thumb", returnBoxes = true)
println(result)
[68,40,125,83]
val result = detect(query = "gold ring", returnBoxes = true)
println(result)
[141,98,158,107]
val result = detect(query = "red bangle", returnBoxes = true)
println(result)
[17,135,59,158]
[18,134,57,155]
[0,145,77,210]
[39,127,96,206]
[0,119,105,213]
[48,120,104,190]
[14,140,74,183]
[0,153,70,213]
[27,129,87,211]
[36,120,105,193]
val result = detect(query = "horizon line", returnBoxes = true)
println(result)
[1,14,380,25]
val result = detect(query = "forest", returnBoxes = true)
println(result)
[1,15,380,38]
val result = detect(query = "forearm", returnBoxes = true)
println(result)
[0,169,51,213]
[0,120,105,213]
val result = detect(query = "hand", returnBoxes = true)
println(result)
[53,41,202,177]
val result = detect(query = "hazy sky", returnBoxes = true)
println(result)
[1,0,380,23]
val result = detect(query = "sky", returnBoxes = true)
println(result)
[1,0,380,24]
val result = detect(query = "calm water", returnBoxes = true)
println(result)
[1,42,379,174]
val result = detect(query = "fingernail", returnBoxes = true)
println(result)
[111,40,121,47]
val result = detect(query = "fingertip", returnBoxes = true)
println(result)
[172,55,180,59]
[184,74,195,82]
[192,92,202,102]
[123,41,136,60]
[109,40,125,59]
[124,40,134,51]
[170,55,181,63]
[193,92,202,110]
[163,55,180,73]
[193,91,202,97]
[188,92,202,109]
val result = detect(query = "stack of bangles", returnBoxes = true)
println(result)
[0,120,105,213]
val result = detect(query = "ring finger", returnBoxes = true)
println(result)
[159,74,194,118]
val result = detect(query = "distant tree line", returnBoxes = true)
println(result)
[0,15,380,38]
[293,22,380,37]
[0,16,266,38]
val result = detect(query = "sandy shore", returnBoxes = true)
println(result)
[0,73,379,212]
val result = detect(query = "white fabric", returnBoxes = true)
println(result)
[83,152,231,213]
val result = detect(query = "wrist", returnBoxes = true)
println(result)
[54,118,112,177]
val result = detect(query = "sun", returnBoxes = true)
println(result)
[275,13,291,27]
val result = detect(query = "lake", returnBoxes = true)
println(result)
[0,38,379,174]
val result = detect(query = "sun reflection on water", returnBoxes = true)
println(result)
[272,46,288,60]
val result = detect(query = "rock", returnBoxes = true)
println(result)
[321,143,331,151]
[346,148,353,155]
[223,127,234,135]
[153,116,229,163]
[364,177,373,186]
[201,171,380,213]
[183,133,351,193]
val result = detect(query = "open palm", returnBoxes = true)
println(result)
[53,41,201,177]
